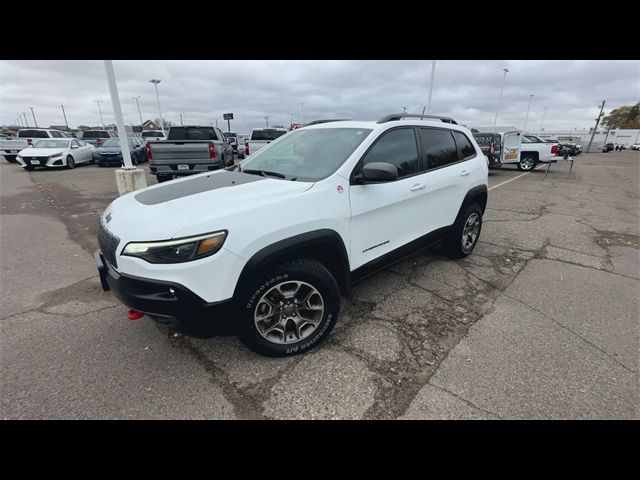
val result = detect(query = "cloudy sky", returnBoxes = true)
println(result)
[1,60,638,134]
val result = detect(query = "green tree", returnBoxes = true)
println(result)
[601,102,640,129]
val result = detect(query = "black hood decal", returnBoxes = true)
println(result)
[134,171,265,205]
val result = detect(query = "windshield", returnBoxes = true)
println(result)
[240,128,372,181]
[33,139,70,148]
[251,129,287,141]
[82,131,110,139]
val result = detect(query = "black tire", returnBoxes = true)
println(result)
[66,155,75,169]
[156,175,172,183]
[445,203,483,259]
[24,165,35,171]
[517,155,536,171]
[4,155,17,163]
[238,258,340,357]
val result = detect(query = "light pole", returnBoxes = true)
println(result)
[265,116,269,127]
[523,94,533,132]
[94,100,105,129]
[22,113,28,127]
[61,105,69,130]
[104,61,135,169]
[180,113,184,126]
[427,59,437,113]
[540,106,548,133]
[132,96,143,126]
[149,79,164,135]
[403,106,407,114]
[300,103,304,126]
[30,107,38,127]
[491,68,509,133]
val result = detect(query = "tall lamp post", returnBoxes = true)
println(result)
[149,79,164,135]
[427,59,437,114]
[30,107,38,127]
[300,103,304,126]
[540,106,548,133]
[523,94,533,132]
[94,100,105,129]
[491,68,509,133]
[132,96,143,126]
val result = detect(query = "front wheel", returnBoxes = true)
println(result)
[445,203,483,259]
[4,155,17,163]
[66,155,75,169]
[239,258,340,357]
[156,175,172,183]
[518,155,536,171]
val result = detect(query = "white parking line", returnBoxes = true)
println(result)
[489,167,540,191]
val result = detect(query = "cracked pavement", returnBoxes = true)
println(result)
[1,152,638,419]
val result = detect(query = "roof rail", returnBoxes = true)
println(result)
[377,113,458,125]
[304,119,351,126]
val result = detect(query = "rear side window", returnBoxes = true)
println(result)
[168,127,218,140]
[418,128,458,170]
[251,130,287,141]
[452,131,476,160]
[50,131,63,138]
[362,128,420,178]
[18,130,49,138]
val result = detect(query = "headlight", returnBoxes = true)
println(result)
[50,153,62,159]
[122,231,227,264]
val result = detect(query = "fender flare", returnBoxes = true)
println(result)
[455,184,488,221]
[232,229,351,298]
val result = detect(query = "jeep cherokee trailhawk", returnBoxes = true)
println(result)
[95,114,488,357]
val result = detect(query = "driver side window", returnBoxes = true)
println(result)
[361,128,420,179]
[71,140,79,148]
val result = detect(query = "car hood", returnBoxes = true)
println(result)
[103,170,313,241]
[18,147,65,156]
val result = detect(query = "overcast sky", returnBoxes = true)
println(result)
[1,60,638,134]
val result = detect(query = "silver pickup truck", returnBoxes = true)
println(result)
[147,126,234,182]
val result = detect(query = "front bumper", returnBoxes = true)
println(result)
[95,251,236,334]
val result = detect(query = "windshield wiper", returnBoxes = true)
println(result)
[242,169,286,179]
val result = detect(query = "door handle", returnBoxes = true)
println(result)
[460,170,470,176]
[409,183,426,192]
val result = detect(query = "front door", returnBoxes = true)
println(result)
[349,127,429,270]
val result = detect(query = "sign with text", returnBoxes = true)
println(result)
[223,113,234,120]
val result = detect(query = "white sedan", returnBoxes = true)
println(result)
[16,138,95,170]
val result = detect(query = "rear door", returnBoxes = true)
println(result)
[501,132,521,164]
[419,127,472,231]
[349,127,429,269]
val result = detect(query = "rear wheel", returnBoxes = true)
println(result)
[518,155,536,171]
[445,203,483,259]
[66,155,75,169]
[238,258,340,357]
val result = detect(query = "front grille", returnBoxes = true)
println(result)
[97,221,121,269]
[24,156,47,165]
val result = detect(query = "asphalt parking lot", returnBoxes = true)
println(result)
[1,152,638,419]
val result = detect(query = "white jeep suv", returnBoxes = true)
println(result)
[95,114,488,357]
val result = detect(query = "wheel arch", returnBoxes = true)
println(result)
[233,229,351,298]
[456,184,488,220]
[520,150,539,162]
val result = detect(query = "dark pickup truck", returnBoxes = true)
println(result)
[146,126,234,182]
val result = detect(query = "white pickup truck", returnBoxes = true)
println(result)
[1,128,70,163]
[242,127,288,158]
[473,131,559,171]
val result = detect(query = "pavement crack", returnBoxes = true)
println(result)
[502,293,637,374]
[425,382,503,419]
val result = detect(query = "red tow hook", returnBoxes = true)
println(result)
[127,309,145,321]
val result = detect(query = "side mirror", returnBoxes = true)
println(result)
[71,145,78,149]
[361,162,398,182]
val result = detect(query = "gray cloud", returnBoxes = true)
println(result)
[1,60,638,134]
